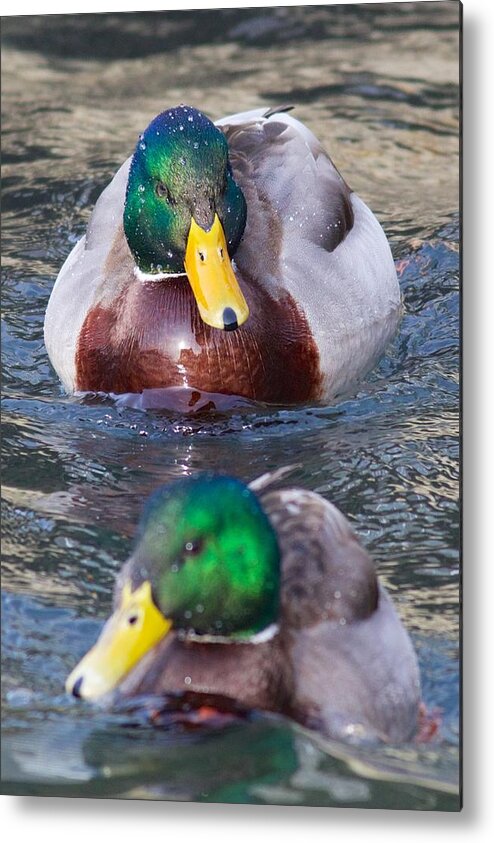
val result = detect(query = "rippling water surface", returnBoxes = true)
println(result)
[1,3,460,809]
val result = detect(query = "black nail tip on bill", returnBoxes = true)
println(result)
[222,307,239,331]
[72,676,83,698]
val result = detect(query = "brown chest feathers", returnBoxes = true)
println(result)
[75,269,322,403]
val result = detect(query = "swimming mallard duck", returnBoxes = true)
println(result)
[66,472,420,743]
[45,104,401,405]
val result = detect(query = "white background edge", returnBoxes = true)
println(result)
[1,0,491,839]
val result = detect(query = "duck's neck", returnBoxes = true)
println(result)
[133,265,187,283]
[178,622,280,646]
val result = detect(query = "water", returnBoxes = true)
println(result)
[1,4,460,809]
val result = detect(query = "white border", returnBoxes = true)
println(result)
[2,0,493,839]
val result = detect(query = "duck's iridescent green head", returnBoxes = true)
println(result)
[135,475,280,636]
[123,105,249,331]
[66,475,281,700]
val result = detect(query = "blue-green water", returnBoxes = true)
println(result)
[1,3,460,809]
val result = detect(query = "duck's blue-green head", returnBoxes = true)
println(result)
[66,475,281,700]
[124,105,249,331]
[133,475,281,638]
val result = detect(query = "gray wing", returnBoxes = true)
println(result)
[217,109,401,399]
[219,107,354,257]
[261,488,421,742]
[261,488,378,629]
[286,587,421,743]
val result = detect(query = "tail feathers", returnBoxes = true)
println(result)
[248,464,301,493]
[264,104,294,118]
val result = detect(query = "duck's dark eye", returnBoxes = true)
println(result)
[127,614,139,626]
[184,538,204,557]
[156,182,176,205]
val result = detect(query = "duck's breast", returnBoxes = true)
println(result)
[73,250,322,401]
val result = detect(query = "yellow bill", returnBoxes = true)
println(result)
[184,214,249,331]
[65,581,172,701]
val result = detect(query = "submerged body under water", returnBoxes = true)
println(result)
[1,4,460,809]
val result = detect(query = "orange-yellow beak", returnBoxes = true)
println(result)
[184,214,249,331]
[65,581,172,701]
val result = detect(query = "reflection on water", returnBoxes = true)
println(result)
[1,3,460,809]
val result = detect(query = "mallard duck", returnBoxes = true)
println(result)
[45,104,401,405]
[66,472,420,743]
